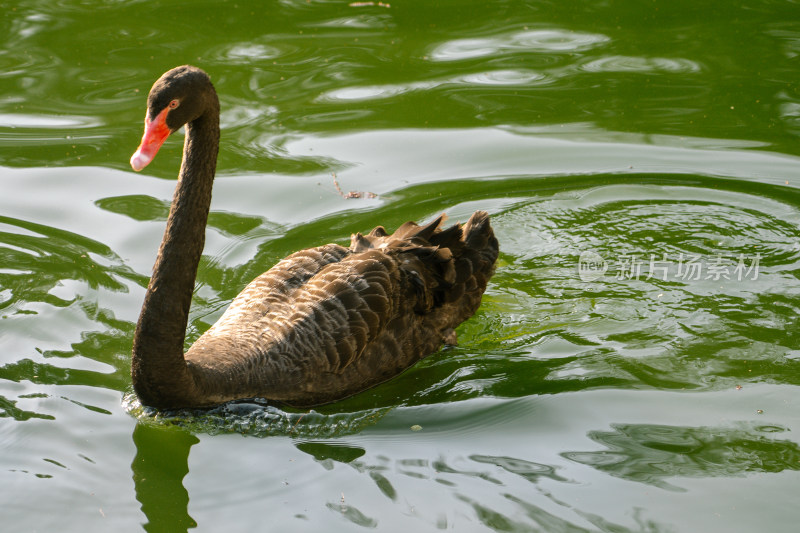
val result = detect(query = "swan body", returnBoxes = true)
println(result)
[130,66,498,409]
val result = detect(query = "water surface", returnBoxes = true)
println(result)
[2,1,800,531]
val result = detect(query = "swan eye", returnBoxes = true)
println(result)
[168,99,180,109]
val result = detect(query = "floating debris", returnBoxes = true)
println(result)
[332,172,378,199]
[350,1,391,7]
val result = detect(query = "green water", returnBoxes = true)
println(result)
[2,0,800,531]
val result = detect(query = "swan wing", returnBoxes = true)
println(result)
[185,212,497,405]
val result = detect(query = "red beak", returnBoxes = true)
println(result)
[130,107,172,171]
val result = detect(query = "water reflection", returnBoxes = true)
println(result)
[470,454,567,483]
[564,422,800,491]
[296,441,366,466]
[0,213,141,411]
[0,394,55,421]
[95,195,265,238]
[324,499,378,528]
[315,440,678,532]
[479,182,800,394]
[131,423,197,532]
[0,214,141,300]
[3,0,799,174]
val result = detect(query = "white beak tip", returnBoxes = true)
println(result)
[130,150,152,172]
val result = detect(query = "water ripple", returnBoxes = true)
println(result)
[209,42,286,65]
[563,422,800,491]
[308,14,393,29]
[429,29,611,62]
[0,114,100,128]
[460,69,549,86]
[123,394,391,438]
[481,180,800,394]
[318,69,551,103]
[0,47,56,79]
[579,55,702,74]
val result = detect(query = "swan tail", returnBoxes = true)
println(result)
[429,210,498,320]
[353,210,498,324]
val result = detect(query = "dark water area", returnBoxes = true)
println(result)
[2,1,800,531]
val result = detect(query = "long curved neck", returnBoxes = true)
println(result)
[131,102,220,408]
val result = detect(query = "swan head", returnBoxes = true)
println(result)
[131,65,216,171]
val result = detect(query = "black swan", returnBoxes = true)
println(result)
[129,65,498,409]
